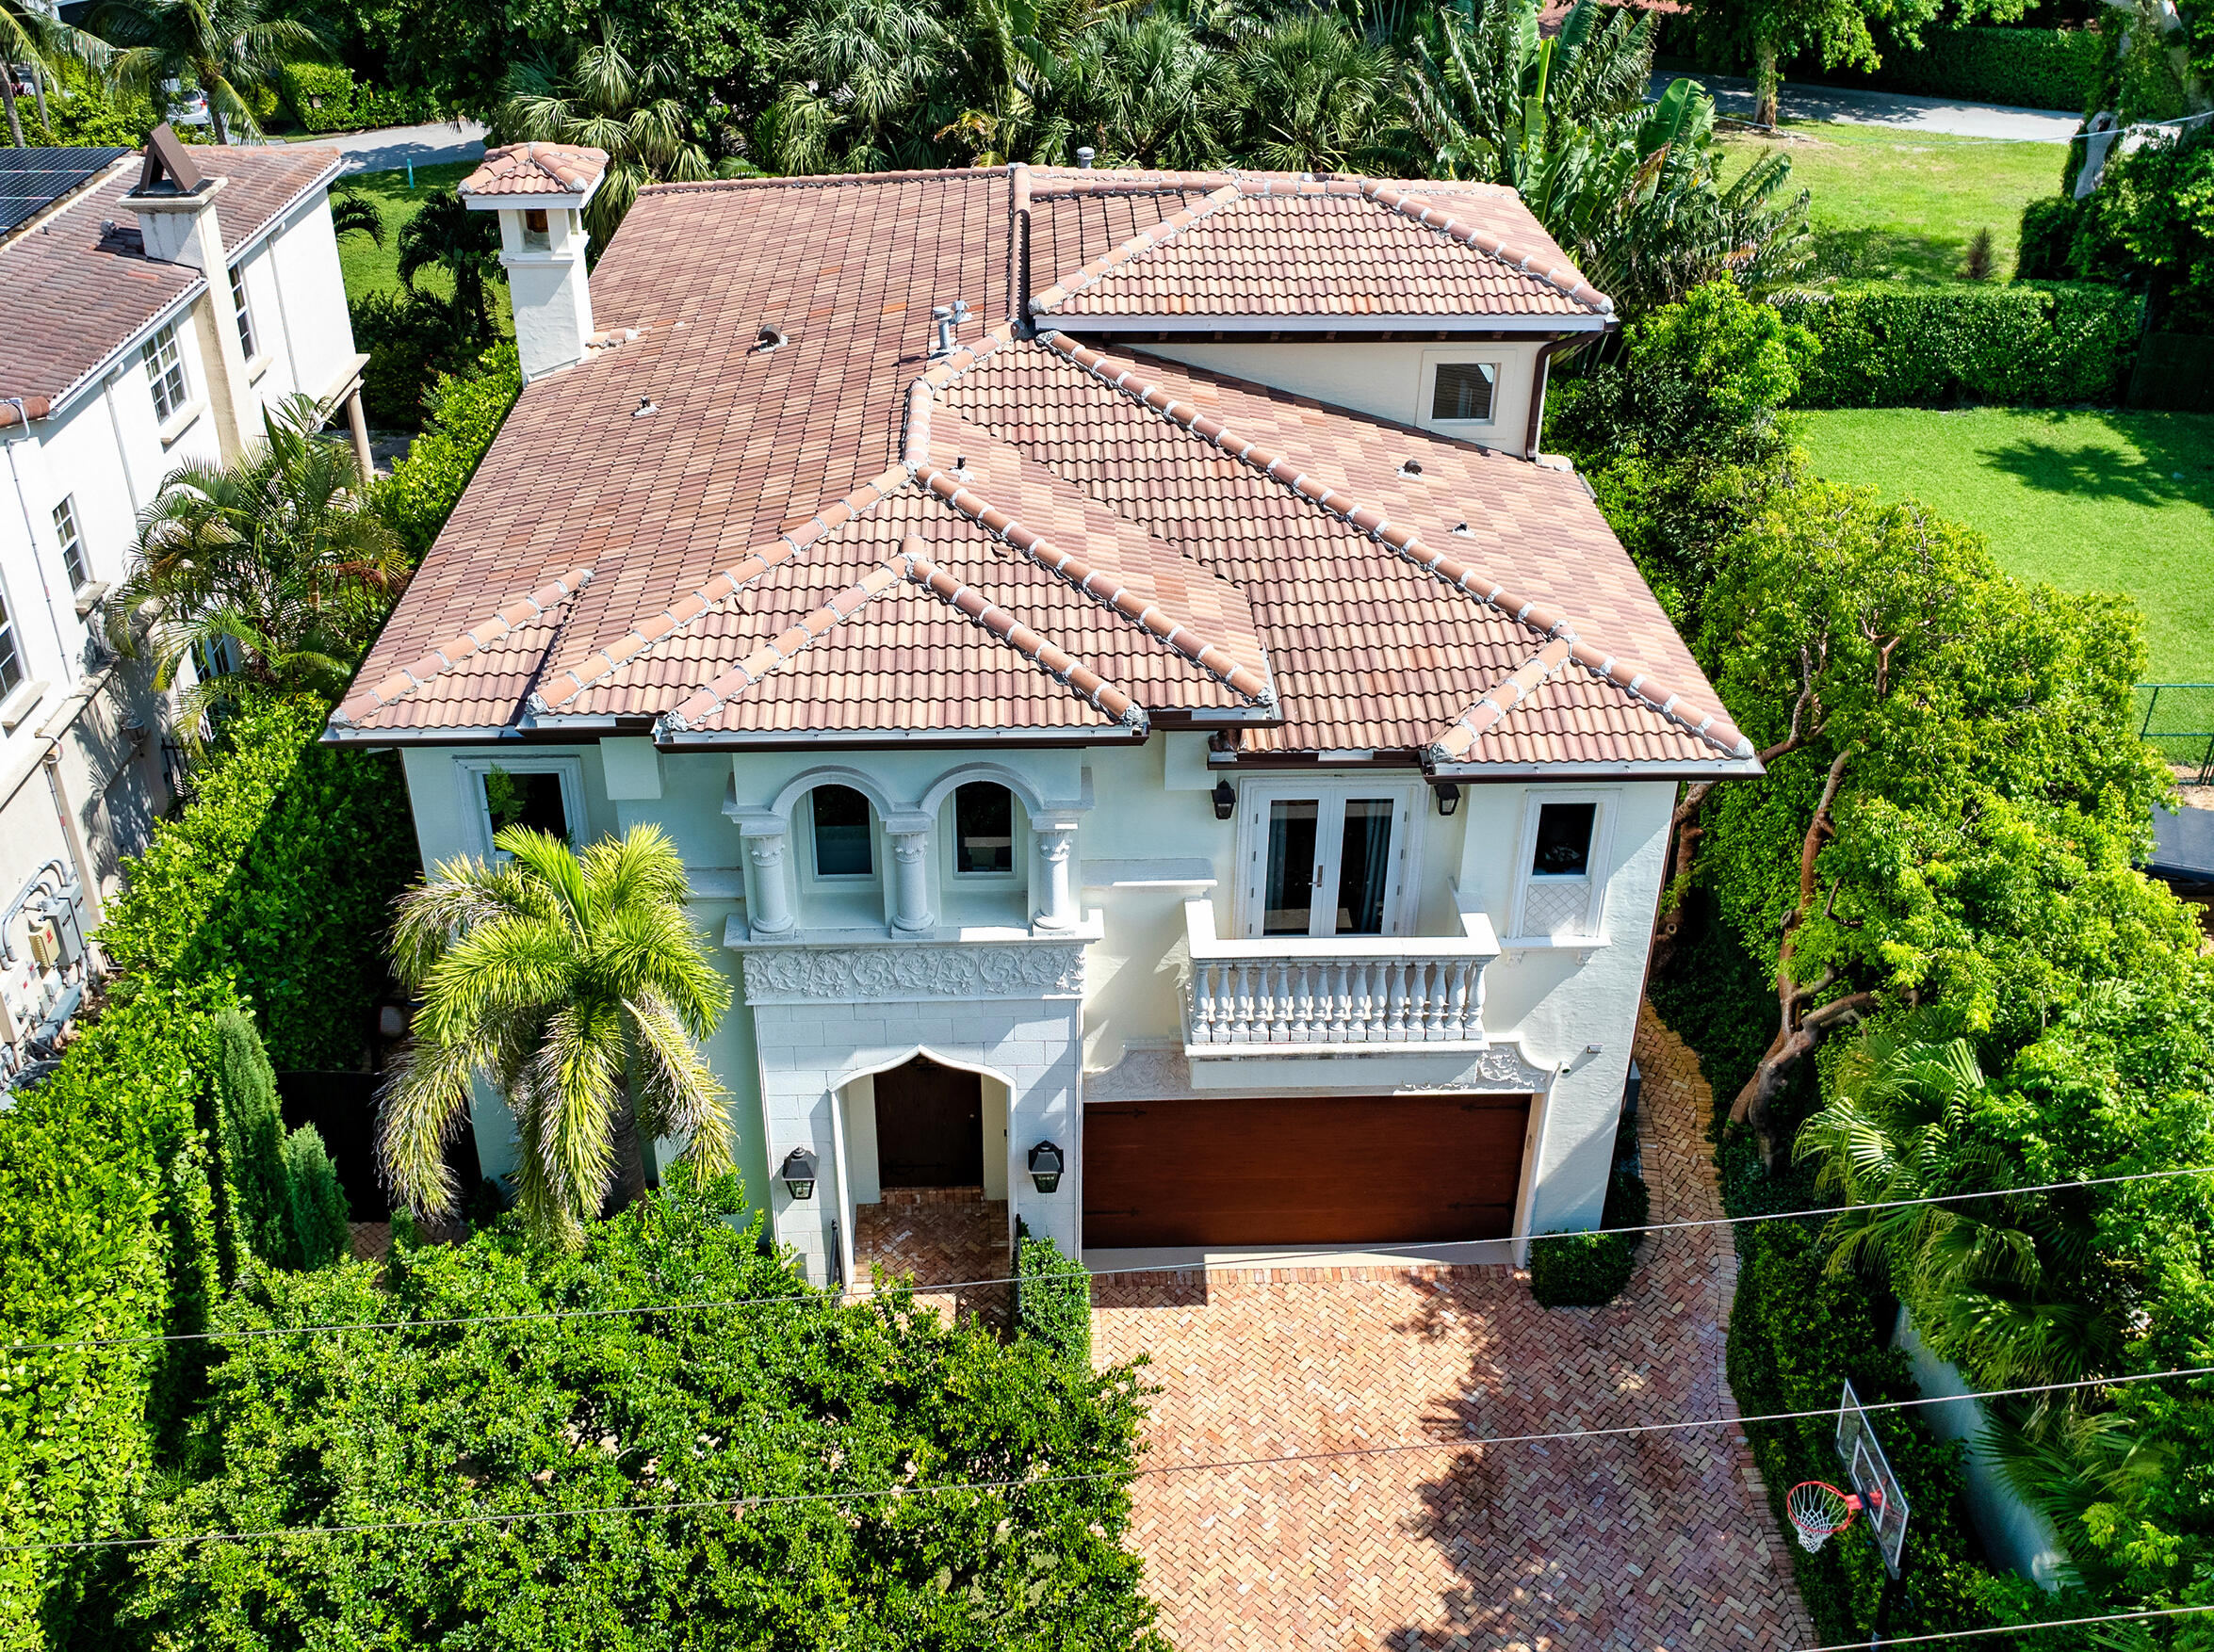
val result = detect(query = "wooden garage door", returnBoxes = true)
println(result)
[1083,1093,1531,1249]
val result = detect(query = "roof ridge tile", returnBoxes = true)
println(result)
[1359,180,1613,316]
[658,557,910,732]
[331,565,592,725]
[1027,182,1244,315]
[1429,636,1576,761]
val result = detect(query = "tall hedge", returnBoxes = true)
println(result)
[96,697,417,1071]
[1016,1234,1092,1367]
[377,344,521,561]
[1770,282,2140,408]
[1799,25,2103,113]
[0,980,235,1646]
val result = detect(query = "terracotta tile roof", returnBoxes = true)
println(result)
[336,166,1747,774]
[0,143,342,408]
[460,142,610,198]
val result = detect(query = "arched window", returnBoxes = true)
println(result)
[808,785,874,878]
[952,781,1015,876]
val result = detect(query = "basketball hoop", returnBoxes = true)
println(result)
[1787,1481,1863,1553]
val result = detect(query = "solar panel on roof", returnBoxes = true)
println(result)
[0,147,131,236]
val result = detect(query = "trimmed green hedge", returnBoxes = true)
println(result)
[1528,1229,1635,1306]
[1016,1233,1092,1367]
[280,63,444,133]
[1770,282,2140,408]
[0,980,233,1645]
[1810,25,2103,113]
[96,697,417,1071]
[377,344,520,559]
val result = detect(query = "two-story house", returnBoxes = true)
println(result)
[331,147,1759,1283]
[0,129,367,1084]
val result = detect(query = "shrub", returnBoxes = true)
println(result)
[1770,281,2140,407]
[1016,1233,1092,1367]
[1602,1166,1650,1235]
[377,343,521,559]
[96,696,418,1071]
[350,289,482,435]
[2014,196,2079,280]
[279,1126,352,1269]
[281,62,361,131]
[1528,1228,1635,1306]
[212,1008,289,1276]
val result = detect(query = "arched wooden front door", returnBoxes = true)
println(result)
[872,1056,985,1189]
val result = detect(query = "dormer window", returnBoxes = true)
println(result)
[1430,361,1496,424]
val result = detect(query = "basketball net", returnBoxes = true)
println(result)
[1788,1482,1863,1553]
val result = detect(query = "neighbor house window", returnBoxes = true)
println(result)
[146,321,187,422]
[1430,362,1496,423]
[0,585,22,698]
[1532,802,1596,877]
[482,765,570,841]
[809,785,873,877]
[52,496,89,591]
[953,782,1014,875]
[229,265,257,360]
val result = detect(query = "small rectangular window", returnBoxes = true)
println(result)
[1532,802,1596,877]
[523,207,550,249]
[229,265,257,360]
[1430,362,1496,423]
[0,586,22,697]
[52,496,89,591]
[810,786,873,877]
[953,782,1014,875]
[146,321,187,422]
[483,766,569,841]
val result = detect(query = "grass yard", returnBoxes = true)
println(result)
[1720,122,2063,284]
[334,159,476,304]
[1799,407,2214,681]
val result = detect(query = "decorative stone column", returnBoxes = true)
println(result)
[887,812,935,935]
[1031,816,1081,932]
[741,822,795,936]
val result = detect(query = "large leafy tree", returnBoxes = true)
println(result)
[382,824,732,1251]
[90,0,324,143]
[1687,0,2038,128]
[106,395,406,721]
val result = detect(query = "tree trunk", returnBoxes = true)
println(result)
[29,63,47,132]
[2,74,22,150]
[1754,37,1780,128]
[603,1080,651,1216]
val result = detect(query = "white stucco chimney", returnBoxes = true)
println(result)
[125,124,255,456]
[458,142,610,383]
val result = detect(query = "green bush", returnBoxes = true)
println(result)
[0,980,234,1644]
[1800,24,2102,112]
[1528,1229,1635,1306]
[121,1174,1162,1648]
[377,343,521,559]
[281,62,361,131]
[2013,196,2079,281]
[212,1008,289,1276]
[278,1126,352,1269]
[1016,1233,1092,1367]
[1770,281,2140,408]
[1602,1166,1649,1235]
[96,696,418,1071]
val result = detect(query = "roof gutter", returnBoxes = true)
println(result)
[1051,313,1611,335]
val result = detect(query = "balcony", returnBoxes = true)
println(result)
[1180,899,1500,1056]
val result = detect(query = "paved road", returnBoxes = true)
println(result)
[295,119,489,176]
[1655,71,2082,142]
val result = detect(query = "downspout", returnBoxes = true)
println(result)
[1522,334,1592,461]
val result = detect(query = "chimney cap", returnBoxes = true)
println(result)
[460,142,610,208]
[127,124,209,201]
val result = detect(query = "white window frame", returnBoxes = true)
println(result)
[146,321,188,423]
[51,495,89,592]
[1506,789,1616,942]
[0,578,24,699]
[454,754,587,860]
[1233,777,1423,940]
[229,262,258,362]
[940,782,1027,888]
[800,784,879,889]
[1418,350,1504,432]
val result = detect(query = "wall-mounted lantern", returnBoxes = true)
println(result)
[779,1146,819,1200]
[1027,1140,1065,1193]
[1433,782,1461,817]
[1212,778,1236,820]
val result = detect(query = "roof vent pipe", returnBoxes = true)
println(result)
[1075,146,1095,169]
[930,299,971,360]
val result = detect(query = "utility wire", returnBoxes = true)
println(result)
[8,1163,2211,1356]
[1798,1601,2214,1650]
[7,1363,2210,1557]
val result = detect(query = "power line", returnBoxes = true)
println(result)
[1799,1601,2214,1650]
[9,1163,2210,1356]
[7,1362,2209,1558]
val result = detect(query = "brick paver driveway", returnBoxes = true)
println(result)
[1092,1007,1814,1651]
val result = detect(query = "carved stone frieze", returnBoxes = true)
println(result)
[741,940,1087,1003]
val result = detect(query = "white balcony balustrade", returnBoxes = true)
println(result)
[1180,899,1500,1054]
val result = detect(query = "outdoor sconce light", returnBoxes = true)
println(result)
[1433,782,1461,817]
[1027,1140,1065,1193]
[779,1147,819,1200]
[1212,778,1236,820]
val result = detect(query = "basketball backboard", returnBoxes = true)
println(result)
[1835,1380,1910,1578]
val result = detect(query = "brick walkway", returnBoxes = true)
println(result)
[854,1189,1011,1324]
[1092,1006,1813,1651]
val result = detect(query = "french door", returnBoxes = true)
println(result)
[1240,784,1418,939]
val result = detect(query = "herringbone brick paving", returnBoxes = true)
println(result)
[1091,1005,1814,1650]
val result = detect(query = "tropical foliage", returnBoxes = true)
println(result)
[381,825,732,1249]
[0,0,110,147]
[394,187,502,345]
[106,396,407,725]
[90,0,325,143]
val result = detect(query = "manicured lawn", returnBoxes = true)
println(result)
[335,159,476,303]
[1720,122,2063,283]
[1799,407,2214,681]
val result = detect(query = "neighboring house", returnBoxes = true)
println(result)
[331,148,1760,1283]
[0,130,366,1085]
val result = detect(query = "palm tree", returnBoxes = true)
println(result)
[395,188,500,346]
[1050,10,1233,170]
[90,0,323,144]
[1405,0,1653,181]
[1228,9,1401,175]
[754,0,958,176]
[2,0,109,146]
[495,19,710,246]
[330,185,384,247]
[382,825,732,1249]
[106,394,405,724]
